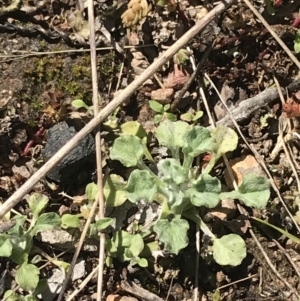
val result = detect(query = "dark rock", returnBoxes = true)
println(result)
[42,122,95,183]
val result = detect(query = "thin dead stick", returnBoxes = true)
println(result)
[272,239,300,278]
[121,280,164,301]
[56,196,99,301]
[58,1,107,300]
[66,266,99,301]
[0,44,154,59]
[215,80,300,128]
[242,0,300,70]
[199,82,238,190]
[217,273,259,290]
[170,41,215,112]
[87,0,106,299]
[0,0,237,219]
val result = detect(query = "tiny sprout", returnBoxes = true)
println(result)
[156,0,176,11]
[121,0,149,27]
[173,49,190,65]
[149,100,176,124]
[71,99,94,115]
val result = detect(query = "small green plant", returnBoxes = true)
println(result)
[0,193,61,299]
[71,99,94,115]
[106,120,270,266]
[180,109,203,123]
[173,49,190,65]
[72,98,122,130]
[105,231,149,267]
[294,30,300,54]
[149,100,176,124]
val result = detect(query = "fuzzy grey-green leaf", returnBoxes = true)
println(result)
[183,126,214,158]
[212,234,246,266]
[103,174,127,207]
[0,235,12,257]
[16,262,40,291]
[154,218,189,254]
[188,174,221,208]
[28,193,49,221]
[31,212,61,235]
[157,158,186,185]
[110,135,144,167]
[211,126,238,159]
[156,120,190,152]
[125,170,157,203]
[61,214,81,229]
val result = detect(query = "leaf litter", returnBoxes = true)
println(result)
[0,0,300,300]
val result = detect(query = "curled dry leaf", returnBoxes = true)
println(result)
[131,49,150,75]
[151,88,174,104]
[121,0,149,27]
[195,6,208,20]
[164,64,190,90]
[283,94,300,118]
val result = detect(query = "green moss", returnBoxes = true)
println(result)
[21,50,121,121]
[98,51,116,76]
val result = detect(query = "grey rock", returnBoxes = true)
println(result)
[42,122,95,183]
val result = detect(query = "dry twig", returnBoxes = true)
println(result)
[215,80,300,128]
[57,1,106,299]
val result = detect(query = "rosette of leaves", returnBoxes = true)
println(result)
[121,0,149,27]
[107,120,270,267]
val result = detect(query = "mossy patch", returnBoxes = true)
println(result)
[21,50,121,125]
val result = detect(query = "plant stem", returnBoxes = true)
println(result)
[183,209,215,239]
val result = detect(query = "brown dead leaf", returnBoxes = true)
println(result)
[164,64,190,90]
[151,88,174,104]
[282,95,300,118]
[131,49,150,75]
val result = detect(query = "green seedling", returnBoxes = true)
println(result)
[59,182,114,231]
[0,193,61,298]
[71,99,94,115]
[107,120,270,266]
[103,107,120,130]
[105,230,148,267]
[180,110,203,123]
[294,30,300,54]
[173,49,190,65]
[149,100,176,124]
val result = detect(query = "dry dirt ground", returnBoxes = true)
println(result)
[1,0,300,300]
